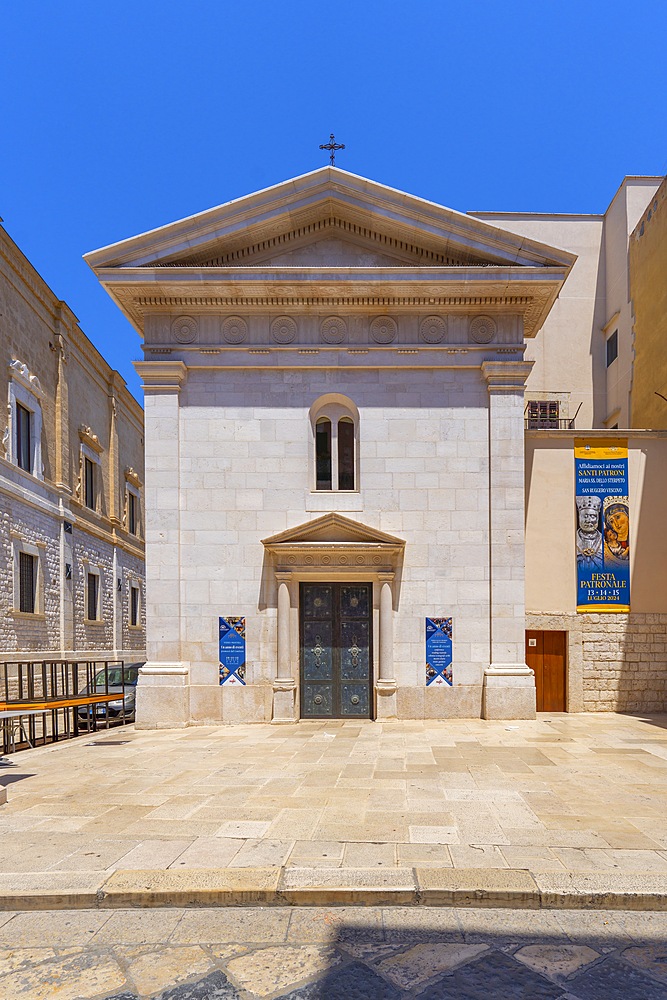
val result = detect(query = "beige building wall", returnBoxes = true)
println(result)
[525,430,667,712]
[473,177,661,431]
[630,177,667,429]
[0,223,146,663]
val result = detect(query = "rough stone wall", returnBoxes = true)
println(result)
[582,613,667,713]
[72,531,114,652]
[0,491,61,653]
[120,549,146,655]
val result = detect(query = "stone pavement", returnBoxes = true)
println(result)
[1,905,667,998]
[2,713,667,890]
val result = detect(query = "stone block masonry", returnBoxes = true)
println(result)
[526,612,667,714]
[581,613,667,713]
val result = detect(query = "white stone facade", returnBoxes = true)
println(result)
[87,168,578,725]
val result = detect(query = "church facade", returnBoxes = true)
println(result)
[86,168,665,727]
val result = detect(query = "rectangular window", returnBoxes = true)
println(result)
[315,419,332,490]
[338,418,355,491]
[84,458,96,509]
[130,585,140,626]
[19,552,37,613]
[527,400,560,429]
[16,403,32,472]
[127,492,137,535]
[606,330,618,367]
[87,572,99,621]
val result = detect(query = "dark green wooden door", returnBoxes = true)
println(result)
[300,583,372,719]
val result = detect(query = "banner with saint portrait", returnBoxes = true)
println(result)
[574,440,630,612]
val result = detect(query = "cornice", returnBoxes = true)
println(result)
[102,269,563,339]
[482,360,534,390]
[133,360,187,393]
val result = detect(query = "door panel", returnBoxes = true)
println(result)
[302,621,333,680]
[543,631,567,712]
[526,630,566,712]
[300,583,373,719]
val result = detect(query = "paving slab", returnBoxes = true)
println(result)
[1,713,667,913]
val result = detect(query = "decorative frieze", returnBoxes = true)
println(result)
[370,316,397,344]
[221,316,247,344]
[419,316,447,344]
[171,316,198,344]
[469,315,497,344]
[320,316,347,344]
[270,316,297,344]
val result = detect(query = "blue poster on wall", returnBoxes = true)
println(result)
[426,617,453,686]
[575,440,630,613]
[219,616,246,685]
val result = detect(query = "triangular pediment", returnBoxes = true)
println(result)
[136,217,505,269]
[85,167,576,272]
[262,513,405,548]
[85,167,576,338]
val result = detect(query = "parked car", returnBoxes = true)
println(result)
[77,663,142,727]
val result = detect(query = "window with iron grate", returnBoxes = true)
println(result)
[19,552,36,613]
[527,400,560,429]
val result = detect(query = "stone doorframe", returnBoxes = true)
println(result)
[261,514,405,723]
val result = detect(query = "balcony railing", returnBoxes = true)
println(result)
[524,418,575,430]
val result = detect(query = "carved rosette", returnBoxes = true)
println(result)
[171,316,198,344]
[221,316,248,344]
[370,316,397,344]
[419,316,447,344]
[469,315,497,344]
[271,316,297,344]
[320,316,347,344]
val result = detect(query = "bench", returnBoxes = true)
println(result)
[0,693,124,751]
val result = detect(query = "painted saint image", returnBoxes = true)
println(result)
[575,495,603,571]
[604,497,630,564]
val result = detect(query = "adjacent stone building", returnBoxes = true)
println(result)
[629,176,667,429]
[0,223,146,664]
[86,167,666,726]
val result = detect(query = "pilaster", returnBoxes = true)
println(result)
[133,361,188,727]
[375,573,397,720]
[272,572,297,723]
[481,361,536,719]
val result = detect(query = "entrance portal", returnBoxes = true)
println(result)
[300,582,373,719]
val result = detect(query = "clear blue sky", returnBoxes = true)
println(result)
[1,2,665,402]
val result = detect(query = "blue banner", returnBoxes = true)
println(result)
[575,440,630,612]
[426,617,453,686]
[219,616,246,685]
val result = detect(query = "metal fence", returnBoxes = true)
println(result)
[0,660,127,755]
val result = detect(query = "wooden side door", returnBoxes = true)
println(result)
[525,630,566,712]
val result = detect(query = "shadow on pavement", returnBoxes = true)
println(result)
[103,911,667,1000]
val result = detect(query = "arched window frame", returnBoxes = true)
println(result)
[309,395,360,493]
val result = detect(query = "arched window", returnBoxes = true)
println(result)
[310,395,359,492]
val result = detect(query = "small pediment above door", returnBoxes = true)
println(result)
[262,514,404,577]
[263,512,405,548]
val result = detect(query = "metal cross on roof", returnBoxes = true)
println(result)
[319,133,345,166]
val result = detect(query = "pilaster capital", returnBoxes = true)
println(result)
[134,361,187,394]
[481,360,534,393]
[377,572,395,584]
[275,571,292,585]
[273,677,296,692]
